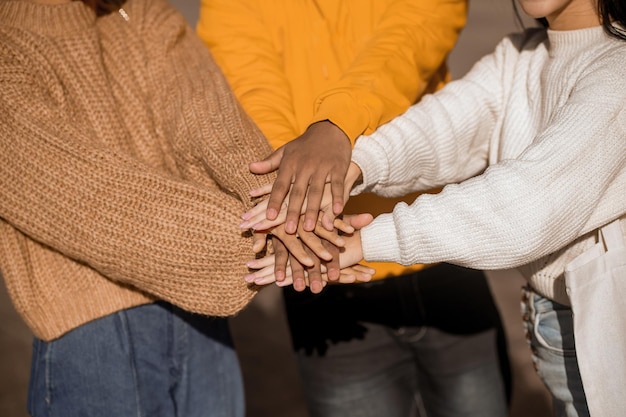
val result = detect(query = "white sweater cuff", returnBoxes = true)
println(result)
[361,213,402,264]
[350,137,390,195]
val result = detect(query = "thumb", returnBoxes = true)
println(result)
[249,147,285,174]
[344,213,374,230]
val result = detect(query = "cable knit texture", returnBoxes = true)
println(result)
[0,0,273,341]
[351,26,626,305]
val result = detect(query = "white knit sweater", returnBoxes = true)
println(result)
[351,25,626,305]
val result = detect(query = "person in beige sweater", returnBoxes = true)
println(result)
[0,0,289,415]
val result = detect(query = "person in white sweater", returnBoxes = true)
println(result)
[245,0,626,415]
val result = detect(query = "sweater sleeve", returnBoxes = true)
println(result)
[0,6,273,316]
[351,40,509,198]
[358,56,626,270]
[143,0,275,206]
[311,0,467,141]
[196,0,300,148]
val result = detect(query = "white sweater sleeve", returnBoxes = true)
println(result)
[360,60,626,270]
[351,37,513,197]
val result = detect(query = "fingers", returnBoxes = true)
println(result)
[297,230,333,261]
[329,174,346,216]
[304,249,324,294]
[248,182,273,198]
[251,231,267,253]
[322,240,340,282]
[265,173,293,222]
[313,221,345,248]
[302,172,326,232]
[289,253,307,292]
[340,264,375,283]
[249,147,284,174]
[342,213,374,230]
[272,229,314,267]
[271,236,289,282]
[332,217,354,235]
[244,254,276,284]
[282,174,307,234]
[240,199,286,231]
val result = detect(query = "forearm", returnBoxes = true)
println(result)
[361,109,626,269]
[312,0,467,141]
[150,17,275,203]
[197,0,299,147]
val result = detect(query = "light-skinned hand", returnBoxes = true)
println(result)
[245,213,372,289]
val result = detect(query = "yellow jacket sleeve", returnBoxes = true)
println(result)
[312,0,467,141]
[197,0,300,148]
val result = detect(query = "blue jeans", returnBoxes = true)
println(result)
[521,286,589,417]
[285,263,510,417]
[27,302,244,417]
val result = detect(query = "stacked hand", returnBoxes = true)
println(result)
[244,213,373,293]
[242,121,370,293]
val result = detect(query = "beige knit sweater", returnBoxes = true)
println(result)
[0,0,273,341]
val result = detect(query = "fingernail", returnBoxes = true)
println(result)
[244,274,255,282]
[304,219,315,231]
[267,208,277,220]
[311,281,322,293]
[286,221,296,234]
[239,221,250,229]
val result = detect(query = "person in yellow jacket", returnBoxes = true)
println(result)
[198,1,510,416]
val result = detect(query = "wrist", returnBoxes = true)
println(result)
[308,120,350,145]
[345,162,363,192]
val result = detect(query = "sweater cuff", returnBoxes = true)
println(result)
[350,138,390,195]
[311,93,369,143]
[361,213,402,264]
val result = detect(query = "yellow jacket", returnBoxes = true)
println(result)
[198,0,467,279]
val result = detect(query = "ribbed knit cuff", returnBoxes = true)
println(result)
[361,213,401,264]
[350,138,390,195]
[311,92,369,143]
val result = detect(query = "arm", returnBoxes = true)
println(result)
[249,0,468,231]
[243,37,509,231]
[0,5,273,317]
[311,0,468,141]
[359,75,626,270]
[350,37,513,197]
[197,0,299,148]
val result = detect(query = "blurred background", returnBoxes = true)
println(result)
[0,1,552,416]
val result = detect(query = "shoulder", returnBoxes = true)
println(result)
[468,28,548,79]
[573,37,626,103]
[122,0,187,36]
[496,27,548,57]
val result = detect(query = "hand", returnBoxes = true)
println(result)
[249,234,336,294]
[252,214,350,267]
[275,264,376,288]
[245,249,375,291]
[249,121,352,234]
[243,161,364,232]
[245,213,373,288]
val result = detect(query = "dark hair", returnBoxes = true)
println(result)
[599,0,626,41]
[79,0,127,16]
[513,0,626,42]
